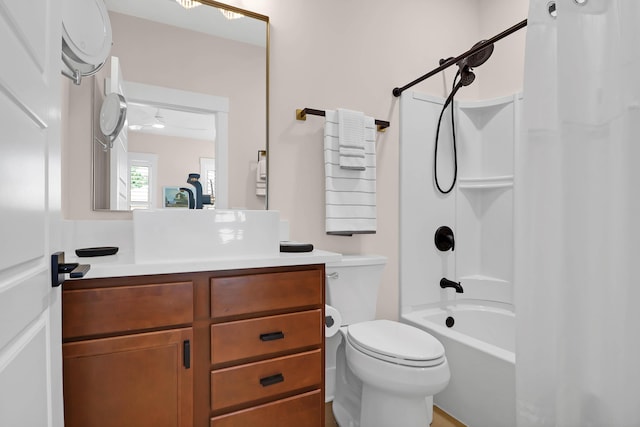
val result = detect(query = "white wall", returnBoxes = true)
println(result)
[61,0,529,320]
[477,0,529,99]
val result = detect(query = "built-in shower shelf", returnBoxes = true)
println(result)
[457,95,516,130]
[458,175,513,190]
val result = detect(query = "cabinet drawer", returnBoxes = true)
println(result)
[63,282,193,339]
[211,309,322,365]
[211,349,321,411]
[210,389,322,427]
[210,269,323,320]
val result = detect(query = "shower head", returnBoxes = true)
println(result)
[457,40,494,70]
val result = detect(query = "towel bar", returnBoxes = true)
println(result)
[296,108,390,132]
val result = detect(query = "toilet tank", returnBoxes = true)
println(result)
[325,255,387,325]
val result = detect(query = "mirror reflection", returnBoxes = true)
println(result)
[92,0,268,211]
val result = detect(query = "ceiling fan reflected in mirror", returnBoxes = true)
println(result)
[129,108,165,130]
[127,103,216,142]
[172,0,245,20]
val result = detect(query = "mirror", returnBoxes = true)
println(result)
[91,0,268,211]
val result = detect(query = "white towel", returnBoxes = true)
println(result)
[258,154,267,179]
[324,110,376,235]
[256,155,267,197]
[337,108,366,171]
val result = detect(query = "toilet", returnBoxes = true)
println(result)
[326,255,450,427]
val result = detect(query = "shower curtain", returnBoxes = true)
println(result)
[515,0,640,426]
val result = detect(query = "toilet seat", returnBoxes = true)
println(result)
[347,320,445,368]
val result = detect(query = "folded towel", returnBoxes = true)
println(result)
[256,155,267,197]
[338,108,366,171]
[258,154,267,179]
[324,110,376,235]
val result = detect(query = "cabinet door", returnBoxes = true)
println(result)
[63,328,193,427]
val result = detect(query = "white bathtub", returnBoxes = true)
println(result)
[402,302,515,427]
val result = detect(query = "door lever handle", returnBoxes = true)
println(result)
[51,252,90,287]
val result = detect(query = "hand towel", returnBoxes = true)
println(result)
[256,155,266,197]
[258,153,267,180]
[337,108,366,171]
[324,110,376,235]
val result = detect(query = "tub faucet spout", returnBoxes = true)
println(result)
[440,277,463,293]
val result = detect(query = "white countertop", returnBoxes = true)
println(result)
[69,249,343,279]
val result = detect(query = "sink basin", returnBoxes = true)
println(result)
[133,209,280,263]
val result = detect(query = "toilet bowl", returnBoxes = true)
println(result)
[326,255,450,427]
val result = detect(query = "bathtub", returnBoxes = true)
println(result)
[402,302,515,427]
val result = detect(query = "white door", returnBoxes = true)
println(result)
[0,0,64,426]
[108,56,129,210]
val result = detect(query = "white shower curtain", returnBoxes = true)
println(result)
[515,0,640,426]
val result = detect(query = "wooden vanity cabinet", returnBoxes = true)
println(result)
[62,265,325,427]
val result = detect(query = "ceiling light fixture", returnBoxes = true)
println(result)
[219,8,244,20]
[175,0,201,9]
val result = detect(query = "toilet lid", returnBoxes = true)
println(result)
[347,320,445,367]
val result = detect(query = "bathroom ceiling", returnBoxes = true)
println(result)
[103,0,266,47]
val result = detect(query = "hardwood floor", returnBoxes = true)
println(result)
[432,406,467,427]
[324,402,466,427]
[324,403,338,427]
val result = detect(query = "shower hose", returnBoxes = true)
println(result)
[433,70,463,194]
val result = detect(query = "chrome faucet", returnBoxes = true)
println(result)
[440,277,463,293]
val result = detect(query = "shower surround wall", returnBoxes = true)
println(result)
[399,91,520,426]
[399,91,518,311]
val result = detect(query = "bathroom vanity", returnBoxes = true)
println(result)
[61,261,328,427]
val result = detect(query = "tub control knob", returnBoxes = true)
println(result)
[434,226,455,251]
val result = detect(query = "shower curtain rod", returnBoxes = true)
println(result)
[392,19,528,97]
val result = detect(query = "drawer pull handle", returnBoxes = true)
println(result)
[260,373,284,387]
[260,331,285,341]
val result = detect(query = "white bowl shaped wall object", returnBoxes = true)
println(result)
[133,209,280,263]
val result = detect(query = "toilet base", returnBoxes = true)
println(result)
[332,339,440,427]
[333,339,362,427]
[360,386,433,427]
[333,392,434,427]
